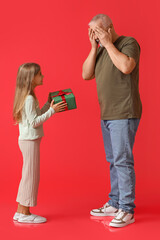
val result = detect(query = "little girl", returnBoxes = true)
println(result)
[12,63,67,224]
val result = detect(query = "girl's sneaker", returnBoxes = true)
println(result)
[13,212,47,224]
[13,212,23,221]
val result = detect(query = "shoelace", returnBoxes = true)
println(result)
[103,202,109,213]
[116,209,130,219]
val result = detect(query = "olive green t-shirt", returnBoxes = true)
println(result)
[95,35,142,120]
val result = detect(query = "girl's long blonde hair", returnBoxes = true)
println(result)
[13,62,40,124]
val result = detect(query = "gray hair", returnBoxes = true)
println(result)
[89,14,112,28]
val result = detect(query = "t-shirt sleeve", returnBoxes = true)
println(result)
[121,38,140,63]
[25,96,55,128]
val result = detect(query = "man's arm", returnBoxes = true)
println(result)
[94,26,139,75]
[82,28,98,80]
[105,43,136,74]
[82,48,97,80]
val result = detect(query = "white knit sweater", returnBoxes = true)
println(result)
[18,95,55,140]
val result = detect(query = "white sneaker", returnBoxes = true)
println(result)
[90,202,119,217]
[109,209,135,228]
[13,212,47,224]
[13,212,22,221]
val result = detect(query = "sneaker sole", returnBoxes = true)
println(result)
[17,219,47,224]
[109,218,135,228]
[90,211,117,217]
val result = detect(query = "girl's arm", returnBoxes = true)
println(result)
[25,96,55,128]
[40,101,50,114]
[40,94,52,114]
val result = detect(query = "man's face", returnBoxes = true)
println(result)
[88,19,111,47]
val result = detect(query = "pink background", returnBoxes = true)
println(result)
[0,0,160,238]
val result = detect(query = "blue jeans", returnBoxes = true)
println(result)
[101,118,140,214]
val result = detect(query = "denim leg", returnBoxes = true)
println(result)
[101,120,119,209]
[107,118,140,214]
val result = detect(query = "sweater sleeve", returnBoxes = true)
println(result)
[25,96,55,128]
[40,101,50,114]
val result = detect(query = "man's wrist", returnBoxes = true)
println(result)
[91,46,98,52]
[104,42,113,51]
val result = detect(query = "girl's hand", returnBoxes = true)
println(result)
[50,99,68,113]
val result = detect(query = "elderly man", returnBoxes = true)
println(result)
[82,14,142,228]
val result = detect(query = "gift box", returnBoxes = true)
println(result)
[50,88,77,111]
